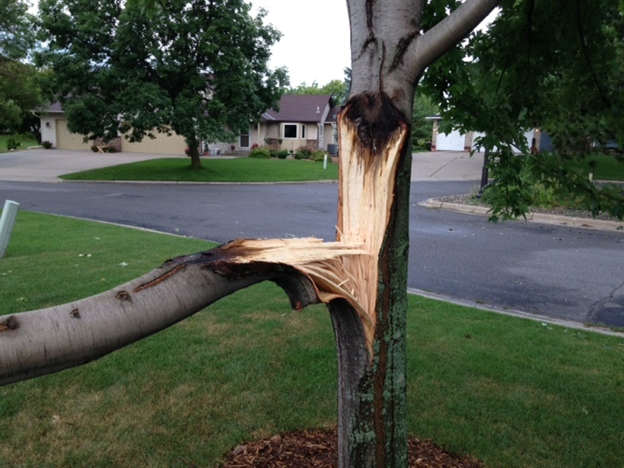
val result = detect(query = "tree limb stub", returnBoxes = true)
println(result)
[0,238,365,387]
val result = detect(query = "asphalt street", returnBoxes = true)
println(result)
[1,179,622,328]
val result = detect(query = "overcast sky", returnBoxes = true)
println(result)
[246,0,351,88]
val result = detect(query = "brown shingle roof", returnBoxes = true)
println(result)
[264,94,332,123]
[325,105,341,123]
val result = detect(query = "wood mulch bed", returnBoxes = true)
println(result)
[218,427,484,468]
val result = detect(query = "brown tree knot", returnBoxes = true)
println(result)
[0,315,19,332]
[70,308,81,319]
[134,264,187,292]
[115,290,132,302]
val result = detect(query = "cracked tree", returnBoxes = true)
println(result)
[0,1,499,466]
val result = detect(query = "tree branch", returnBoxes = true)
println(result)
[0,238,365,387]
[407,0,500,77]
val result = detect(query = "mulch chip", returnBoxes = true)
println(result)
[219,427,484,468]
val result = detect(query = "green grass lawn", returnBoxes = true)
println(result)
[0,134,39,153]
[60,157,339,182]
[577,153,624,181]
[1,212,623,467]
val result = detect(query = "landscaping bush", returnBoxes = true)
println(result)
[249,146,272,159]
[41,141,53,149]
[107,146,117,153]
[90,145,98,153]
[294,147,312,160]
[276,150,289,159]
[311,150,328,162]
[6,137,21,151]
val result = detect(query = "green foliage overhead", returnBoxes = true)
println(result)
[36,0,289,165]
[0,0,35,59]
[421,0,624,220]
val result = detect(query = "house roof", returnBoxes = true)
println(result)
[263,94,332,123]
[42,101,64,113]
[41,95,340,124]
[325,105,341,124]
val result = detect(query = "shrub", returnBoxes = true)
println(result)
[311,150,327,162]
[6,137,21,151]
[249,146,272,159]
[294,147,313,160]
[41,141,53,149]
[107,146,117,153]
[276,150,289,159]
[90,145,98,153]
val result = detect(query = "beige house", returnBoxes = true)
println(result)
[206,94,340,155]
[37,94,340,155]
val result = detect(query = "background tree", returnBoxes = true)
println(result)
[422,0,624,219]
[36,0,288,169]
[0,0,46,140]
[0,0,35,59]
[290,77,350,106]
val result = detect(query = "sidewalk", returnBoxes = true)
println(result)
[0,148,482,183]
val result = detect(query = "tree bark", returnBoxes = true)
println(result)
[334,1,500,466]
[187,135,202,170]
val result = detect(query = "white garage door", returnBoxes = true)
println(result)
[122,131,187,155]
[436,129,466,151]
[56,119,92,151]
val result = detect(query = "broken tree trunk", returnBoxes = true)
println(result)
[332,93,412,468]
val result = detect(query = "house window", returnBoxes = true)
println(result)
[301,124,306,139]
[240,129,250,148]
[283,124,297,139]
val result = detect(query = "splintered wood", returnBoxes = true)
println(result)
[223,103,408,354]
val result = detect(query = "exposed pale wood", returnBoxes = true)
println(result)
[334,99,410,352]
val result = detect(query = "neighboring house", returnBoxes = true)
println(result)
[38,101,189,154]
[426,115,544,153]
[36,94,340,155]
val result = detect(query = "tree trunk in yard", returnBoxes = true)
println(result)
[0,1,500,466]
[187,135,202,170]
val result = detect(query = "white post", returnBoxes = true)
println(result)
[0,200,20,259]
[323,154,328,170]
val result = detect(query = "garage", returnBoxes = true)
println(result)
[435,129,466,151]
[121,131,187,155]
[55,119,92,151]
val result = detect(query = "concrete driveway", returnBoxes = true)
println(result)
[0,148,483,183]
[0,149,187,183]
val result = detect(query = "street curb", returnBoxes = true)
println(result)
[420,199,624,232]
[407,288,624,337]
